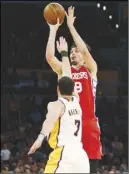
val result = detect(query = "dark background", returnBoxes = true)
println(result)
[1,1,128,173]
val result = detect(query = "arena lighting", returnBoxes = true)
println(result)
[97,3,100,8]
[109,15,112,19]
[116,24,119,28]
[97,3,119,29]
[103,6,106,11]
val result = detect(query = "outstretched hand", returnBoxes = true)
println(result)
[47,18,61,31]
[56,37,68,53]
[65,6,76,28]
[28,139,42,155]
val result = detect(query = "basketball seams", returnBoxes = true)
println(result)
[43,3,65,25]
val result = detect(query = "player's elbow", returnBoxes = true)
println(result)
[79,45,89,54]
[94,61,98,73]
[89,62,98,73]
[92,61,98,73]
[89,63,98,78]
[83,51,98,73]
[46,52,53,62]
[42,119,51,136]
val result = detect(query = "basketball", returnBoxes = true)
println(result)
[43,3,65,25]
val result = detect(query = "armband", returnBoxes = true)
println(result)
[37,133,45,142]
[60,51,68,57]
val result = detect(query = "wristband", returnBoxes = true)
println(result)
[37,133,45,142]
[60,51,68,57]
[40,132,45,136]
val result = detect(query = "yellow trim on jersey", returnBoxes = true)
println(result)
[48,118,60,149]
[44,146,64,173]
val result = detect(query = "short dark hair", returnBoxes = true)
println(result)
[70,42,91,52]
[58,76,75,96]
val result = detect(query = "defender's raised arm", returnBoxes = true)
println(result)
[46,19,62,76]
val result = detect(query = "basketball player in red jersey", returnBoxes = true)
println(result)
[45,6,102,172]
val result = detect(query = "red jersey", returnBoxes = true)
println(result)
[71,65,97,121]
[71,65,102,159]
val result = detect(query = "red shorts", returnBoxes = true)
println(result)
[82,118,102,159]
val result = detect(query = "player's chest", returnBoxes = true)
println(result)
[71,71,91,93]
[71,71,89,81]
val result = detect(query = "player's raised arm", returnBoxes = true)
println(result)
[46,19,62,75]
[28,101,64,155]
[56,36,79,101]
[66,7,97,79]
[56,36,72,78]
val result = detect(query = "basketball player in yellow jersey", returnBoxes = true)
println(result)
[28,36,90,173]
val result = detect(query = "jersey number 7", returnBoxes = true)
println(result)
[74,120,80,136]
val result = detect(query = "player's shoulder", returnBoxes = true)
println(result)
[72,94,80,102]
[82,64,89,72]
[47,100,64,109]
[83,64,97,81]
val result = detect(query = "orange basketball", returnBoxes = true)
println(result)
[43,3,65,25]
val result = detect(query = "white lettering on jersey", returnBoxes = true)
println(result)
[57,97,82,146]
[74,82,82,93]
[72,72,88,80]
[72,72,88,93]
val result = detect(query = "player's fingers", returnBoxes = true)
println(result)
[71,6,74,16]
[57,18,60,25]
[28,150,31,155]
[65,11,68,17]
[61,36,64,41]
[61,37,64,44]
[60,36,63,44]
[69,6,73,15]
[47,22,51,27]
[62,38,67,48]
[68,7,71,15]
[29,149,35,155]
[30,144,37,153]
[32,147,36,153]
[59,37,61,44]
[62,38,65,45]
[59,37,62,44]
[60,37,64,45]
[63,37,65,42]
[63,37,66,44]
[56,41,60,49]
[72,7,75,16]
[28,146,34,155]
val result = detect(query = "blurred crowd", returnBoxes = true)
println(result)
[1,71,128,173]
[1,92,54,174]
[1,2,128,173]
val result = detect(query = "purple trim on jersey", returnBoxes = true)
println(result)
[91,79,96,114]
[54,146,64,173]
[85,66,98,83]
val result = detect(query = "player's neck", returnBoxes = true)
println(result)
[72,62,84,69]
[61,95,72,101]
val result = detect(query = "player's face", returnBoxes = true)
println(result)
[70,47,83,66]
